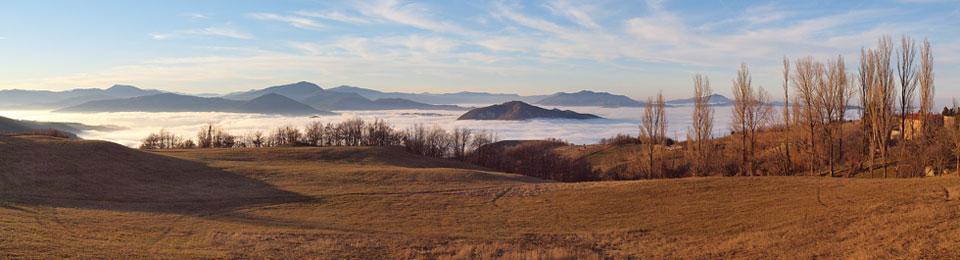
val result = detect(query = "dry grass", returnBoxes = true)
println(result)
[1,134,959,258]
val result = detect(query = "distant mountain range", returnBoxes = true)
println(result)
[535,90,644,107]
[327,85,547,105]
[1,81,738,115]
[223,82,465,111]
[0,85,164,109]
[57,93,329,115]
[457,101,602,120]
[663,94,733,106]
[326,86,735,108]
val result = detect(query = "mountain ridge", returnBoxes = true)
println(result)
[56,92,330,115]
[457,101,602,120]
[0,84,165,109]
[535,90,643,107]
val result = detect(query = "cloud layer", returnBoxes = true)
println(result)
[1,107,742,147]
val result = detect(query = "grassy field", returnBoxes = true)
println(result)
[2,134,959,258]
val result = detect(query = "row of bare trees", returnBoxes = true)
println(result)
[669,35,944,178]
[403,124,496,159]
[140,129,195,149]
[140,118,496,160]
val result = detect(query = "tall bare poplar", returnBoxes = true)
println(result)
[655,92,667,146]
[820,56,850,176]
[793,57,821,175]
[918,38,934,137]
[731,63,772,176]
[781,57,792,168]
[640,93,666,177]
[869,36,897,177]
[689,74,714,176]
[858,48,873,172]
[897,36,918,138]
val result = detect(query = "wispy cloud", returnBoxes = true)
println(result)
[544,0,601,29]
[180,12,210,19]
[295,10,370,24]
[151,26,253,40]
[250,13,324,30]
[357,0,468,34]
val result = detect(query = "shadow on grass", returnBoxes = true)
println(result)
[0,135,314,216]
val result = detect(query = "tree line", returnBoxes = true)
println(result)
[141,118,496,160]
[633,34,950,179]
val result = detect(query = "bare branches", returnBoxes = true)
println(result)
[897,35,918,139]
[793,57,821,175]
[689,74,715,176]
[918,38,935,135]
[864,36,897,177]
[731,63,771,176]
[640,91,667,177]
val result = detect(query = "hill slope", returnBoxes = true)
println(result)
[535,90,643,107]
[0,135,303,208]
[1,141,957,258]
[458,101,602,120]
[0,116,120,137]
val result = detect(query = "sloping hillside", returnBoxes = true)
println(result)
[0,116,120,137]
[1,136,958,258]
[0,135,303,210]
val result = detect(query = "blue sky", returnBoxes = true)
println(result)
[1,0,958,99]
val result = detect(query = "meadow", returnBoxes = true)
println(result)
[2,134,957,258]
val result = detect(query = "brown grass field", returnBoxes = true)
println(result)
[2,134,960,258]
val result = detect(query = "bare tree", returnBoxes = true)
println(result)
[640,92,667,177]
[689,74,714,176]
[918,38,935,138]
[140,129,189,149]
[656,92,667,147]
[819,56,851,176]
[304,121,324,146]
[247,131,265,148]
[865,36,897,177]
[858,48,873,172]
[951,99,960,175]
[897,36,918,140]
[793,57,822,175]
[781,57,792,167]
[451,128,473,160]
[732,63,772,176]
[270,126,302,147]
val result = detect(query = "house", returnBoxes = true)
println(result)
[900,113,948,140]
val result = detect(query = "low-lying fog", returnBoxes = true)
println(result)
[2,106,756,147]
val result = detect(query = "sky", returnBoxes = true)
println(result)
[0,0,958,99]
